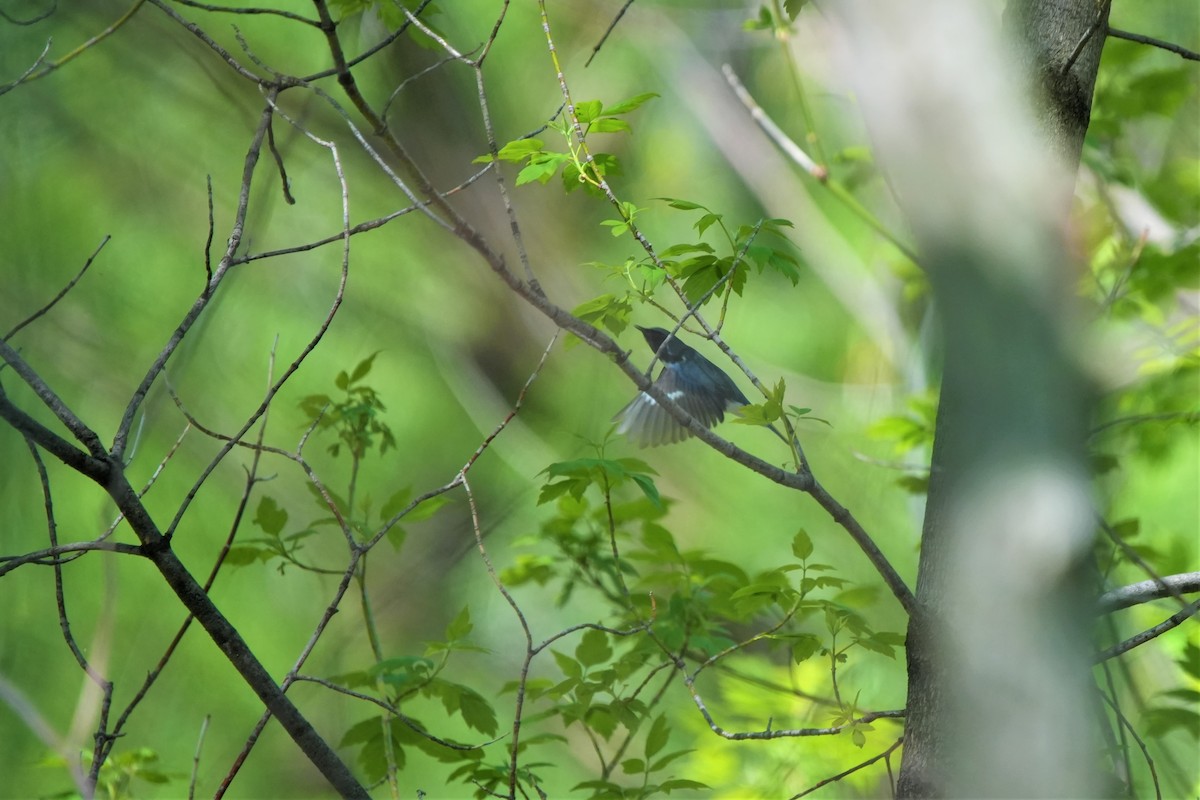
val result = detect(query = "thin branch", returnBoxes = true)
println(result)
[0,0,147,96]
[1100,690,1162,800]
[585,0,635,66]
[1095,599,1200,662]
[188,715,211,800]
[1090,410,1199,437]
[4,236,109,340]
[171,0,319,26]
[789,737,905,798]
[0,541,144,578]
[1098,572,1200,614]
[203,175,215,283]
[1099,518,1192,611]
[1062,1,1109,76]
[0,340,110,459]
[292,676,497,751]
[0,0,56,25]
[102,348,280,766]
[111,95,279,461]
[22,436,117,793]
[1107,26,1200,62]
[146,0,265,83]
[682,675,903,740]
[721,63,922,266]
[0,376,109,480]
[265,115,295,204]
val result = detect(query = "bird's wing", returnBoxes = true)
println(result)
[613,366,728,447]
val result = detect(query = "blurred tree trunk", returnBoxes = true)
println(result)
[881,1,1110,797]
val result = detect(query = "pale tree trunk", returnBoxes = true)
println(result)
[833,1,1109,797]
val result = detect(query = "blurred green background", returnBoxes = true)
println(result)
[1,1,1196,797]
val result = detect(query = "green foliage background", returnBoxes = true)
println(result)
[0,1,1196,797]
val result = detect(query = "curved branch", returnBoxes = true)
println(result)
[1107,26,1200,62]
[1098,572,1200,614]
[1095,599,1200,662]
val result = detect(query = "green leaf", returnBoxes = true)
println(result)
[446,606,473,641]
[254,496,288,537]
[620,757,645,775]
[575,629,613,667]
[602,92,659,116]
[660,778,710,793]
[516,153,567,186]
[629,473,663,509]
[490,137,545,162]
[572,293,632,337]
[791,529,813,560]
[1143,705,1200,738]
[457,687,498,735]
[856,635,896,658]
[694,212,723,237]
[658,197,706,211]
[408,494,451,521]
[590,118,631,134]
[348,351,380,384]
[659,242,715,258]
[790,634,822,664]
[648,748,694,773]
[380,487,412,521]
[224,545,271,566]
[643,713,670,759]
[743,5,773,30]
[1179,642,1200,681]
[552,649,583,680]
[575,99,603,123]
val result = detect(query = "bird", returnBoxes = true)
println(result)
[614,325,753,447]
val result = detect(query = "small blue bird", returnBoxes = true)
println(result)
[614,325,753,447]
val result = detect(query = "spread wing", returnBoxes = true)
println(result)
[613,366,731,448]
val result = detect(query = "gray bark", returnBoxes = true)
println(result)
[834,1,1110,796]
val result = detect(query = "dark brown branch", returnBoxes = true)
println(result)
[4,235,109,340]
[0,540,144,578]
[0,0,56,25]
[170,0,319,26]
[586,0,636,67]
[0,375,110,480]
[146,0,265,83]
[111,96,277,461]
[1107,26,1200,62]
[23,437,117,792]
[790,737,905,798]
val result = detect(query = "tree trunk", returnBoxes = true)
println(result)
[834,1,1110,796]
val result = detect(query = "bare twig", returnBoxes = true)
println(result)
[1062,2,1110,76]
[721,63,923,266]
[790,737,905,798]
[1098,572,1200,614]
[1107,26,1200,62]
[586,0,636,67]
[0,0,56,25]
[0,0,147,96]
[171,0,319,26]
[4,237,108,340]
[111,95,279,461]
[188,715,210,800]
[1095,599,1200,662]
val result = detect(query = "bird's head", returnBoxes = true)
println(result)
[637,326,692,363]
